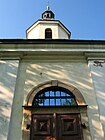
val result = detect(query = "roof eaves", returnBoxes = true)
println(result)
[0,39,105,45]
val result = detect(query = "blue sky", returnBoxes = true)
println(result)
[0,0,105,40]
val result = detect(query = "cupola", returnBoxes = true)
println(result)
[26,6,71,39]
[42,6,55,20]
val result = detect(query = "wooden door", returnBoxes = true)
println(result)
[30,114,54,140]
[30,114,82,140]
[57,114,82,140]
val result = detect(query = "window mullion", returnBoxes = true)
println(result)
[49,91,50,106]
[32,87,77,107]
[60,91,62,106]
[54,91,56,106]
[43,93,45,106]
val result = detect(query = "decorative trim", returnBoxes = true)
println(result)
[25,80,86,106]
[93,60,105,67]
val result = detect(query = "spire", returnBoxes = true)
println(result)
[47,1,50,10]
[42,4,55,20]
[47,5,50,11]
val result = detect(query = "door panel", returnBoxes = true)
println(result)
[57,114,82,140]
[30,114,82,140]
[31,114,54,140]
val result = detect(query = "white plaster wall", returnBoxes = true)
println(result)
[22,61,102,140]
[39,23,58,39]
[6,60,104,140]
[89,60,105,138]
[0,60,19,140]
[27,24,40,39]
[24,62,104,140]
[27,22,69,39]
[58,25,69,39]
[7,61,28,140]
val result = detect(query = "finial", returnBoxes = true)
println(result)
[47,1,50,10]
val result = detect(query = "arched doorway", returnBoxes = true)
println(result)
[23,80,87,140]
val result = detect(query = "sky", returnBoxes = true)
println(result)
[0,0,105,40]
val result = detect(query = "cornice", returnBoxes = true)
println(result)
[0,39,105,60]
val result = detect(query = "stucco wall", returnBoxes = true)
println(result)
[58,25,69,39]
[0,60,19,140]
[5,59,104,140]
[27,21,69,39]
[89,60,105,138]
[27,24,40,39]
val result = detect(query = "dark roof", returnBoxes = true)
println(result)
[42,10,55,19]
[0,39,105,45]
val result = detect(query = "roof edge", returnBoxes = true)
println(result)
[0,39,105,45]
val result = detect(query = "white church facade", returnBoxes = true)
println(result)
[0,6,105,140]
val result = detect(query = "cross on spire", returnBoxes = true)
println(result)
[47,1,50,10]
[48,1,50,6]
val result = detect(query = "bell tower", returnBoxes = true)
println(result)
[26,6,71,39]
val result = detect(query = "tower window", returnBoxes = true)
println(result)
[45,28,52,39]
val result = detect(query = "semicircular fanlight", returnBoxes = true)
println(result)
[32,86,77,107]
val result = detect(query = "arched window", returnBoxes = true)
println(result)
[45,28,52,39]
[32,86,77,107]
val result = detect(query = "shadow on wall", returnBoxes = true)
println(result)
[24,63,94,104]
[22,62,104,139]
[0,60,19,139]
[24,63,92,91]
[0,60,104,139]
[91,64,105,138]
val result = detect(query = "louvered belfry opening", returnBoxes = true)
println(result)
[45,28,52,39]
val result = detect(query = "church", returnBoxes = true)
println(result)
[0,6,105,140]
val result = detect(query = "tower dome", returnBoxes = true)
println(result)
[42,6,55,20]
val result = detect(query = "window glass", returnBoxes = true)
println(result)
[32,86,77,107]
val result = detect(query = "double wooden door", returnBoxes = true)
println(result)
[30,113,82,140]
